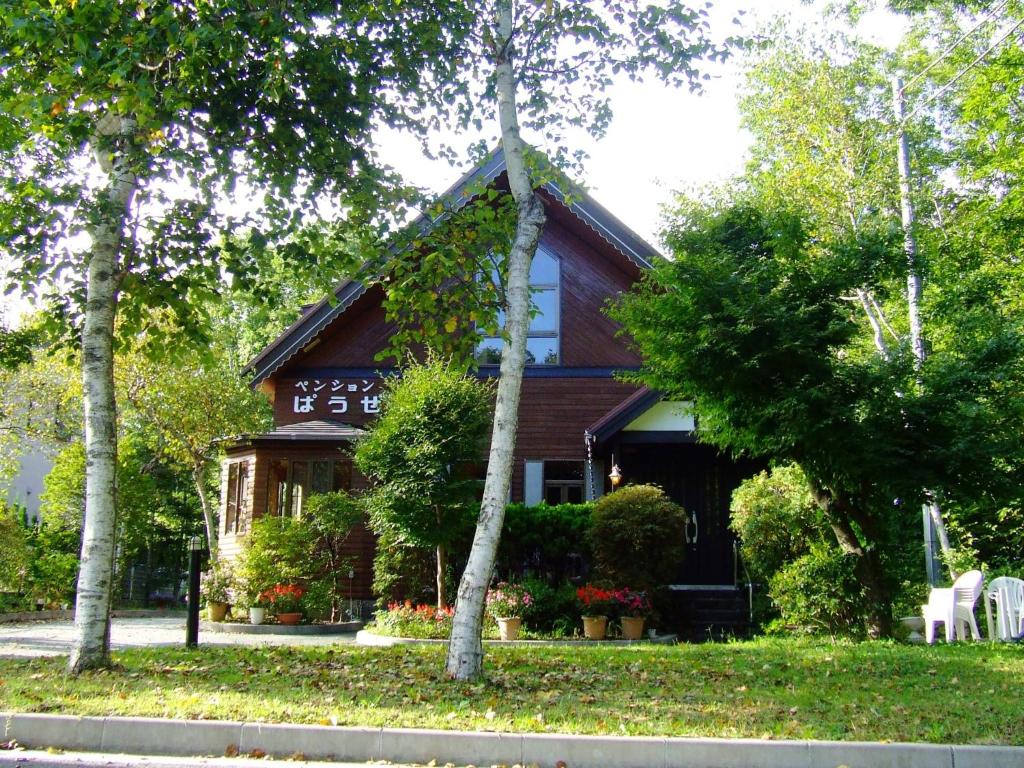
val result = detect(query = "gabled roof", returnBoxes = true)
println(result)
[244,147,662,386]
[585,387,664,445]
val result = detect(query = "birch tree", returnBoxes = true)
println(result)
[359,0,726,680]
[0,0,471,673]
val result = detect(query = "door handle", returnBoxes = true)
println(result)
[691,511,699,544]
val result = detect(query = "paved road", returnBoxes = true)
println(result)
[0,751,408,768]
[0,617,356,658]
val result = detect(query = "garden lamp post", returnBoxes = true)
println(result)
[185,535,204,648]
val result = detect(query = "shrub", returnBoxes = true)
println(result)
[576,584,616,616]
[200,565,234,604]
[371,529,444,609]
[768,544,867,637]
[730,464,828,583]
[498,502,593,580]
[611,588,651,618]
[233,515,315,608]
[519,576,580,635]
[261,583,304,614]
[369,601,454,639]
[588,485,686,590]
[304,491,362,621]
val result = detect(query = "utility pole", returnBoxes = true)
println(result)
[892,76,952,586]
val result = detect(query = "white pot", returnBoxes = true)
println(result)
[249,606,265,625]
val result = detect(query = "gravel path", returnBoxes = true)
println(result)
[0,617,356,658]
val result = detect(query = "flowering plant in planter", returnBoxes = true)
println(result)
[576,584,615,617]
[261,583,305,614]
[200,566,233,604]
[612,588,651,618]
[485,582,533,619]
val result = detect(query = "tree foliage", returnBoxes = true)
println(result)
[355,356,492,609]
[611,202,1005,636]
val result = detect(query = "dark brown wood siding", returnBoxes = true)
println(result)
[538,217,642,368]
[509,377,640,499]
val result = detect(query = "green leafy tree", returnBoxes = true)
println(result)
[304,491,364,622]
[120,348,272,558]
[0,0,472,671]
[355,357,492,610]
[612,202,1021,636]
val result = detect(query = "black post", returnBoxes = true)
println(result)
[186,535,203,648]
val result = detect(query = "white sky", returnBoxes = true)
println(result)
[377,0,907,248]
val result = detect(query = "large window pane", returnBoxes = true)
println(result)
[333,460,352,491]
[526,337,559,365]
[311,460,333,494]
[530,288,558,332]
[225,463,239,533]
[475,337,503,365]
[236,463,249,533]
[530,247,559,284]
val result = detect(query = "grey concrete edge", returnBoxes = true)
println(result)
[5,713,1024,768]
[354,629,679,647]
[200,621,362,636]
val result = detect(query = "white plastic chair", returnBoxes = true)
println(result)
[984,576,1024,642]
[922,569,983,644]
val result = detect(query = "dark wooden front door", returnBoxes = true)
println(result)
[617,442,758,585]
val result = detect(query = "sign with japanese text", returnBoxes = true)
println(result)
[286,378,381,419]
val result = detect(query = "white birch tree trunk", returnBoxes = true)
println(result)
[68,115,137,674]
[445,0,546,680]
[192,459,218,561]
[892,77,953,580]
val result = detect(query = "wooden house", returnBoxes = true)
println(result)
[220,150,759,634]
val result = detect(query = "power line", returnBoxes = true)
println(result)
[902,14,1024,125]
[901,0,1010,95]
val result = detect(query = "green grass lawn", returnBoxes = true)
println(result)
[1,639,1022,745]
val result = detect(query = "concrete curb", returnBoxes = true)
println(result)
[355,629,679,647]
[200,621,362,636]
[4,712,1023,768]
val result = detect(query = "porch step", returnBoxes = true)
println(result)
[663,585,755,642]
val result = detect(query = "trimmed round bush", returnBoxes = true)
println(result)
[768,544,867,637]
[588,484,686,590]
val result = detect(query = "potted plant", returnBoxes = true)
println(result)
[200,566,233,622]
[262,583,305,625]
[485,582,533,641]
[576,584,614,640]
[613,588,651,640]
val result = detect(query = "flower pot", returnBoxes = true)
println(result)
[582,615,608,640]
[621,615,645,640]
[208,601,229,622]
[276,612,302,625]
[497,616,522,641]
[249,607,265,625]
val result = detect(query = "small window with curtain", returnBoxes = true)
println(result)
[264,457,353,519]
[224,460,250,535]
